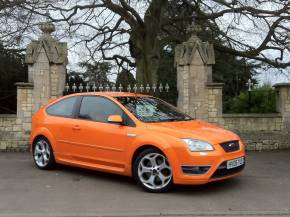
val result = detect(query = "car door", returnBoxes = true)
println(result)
[69,95,135,173]
[45,96,81,161]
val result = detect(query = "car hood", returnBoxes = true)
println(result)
[146,120,240,145]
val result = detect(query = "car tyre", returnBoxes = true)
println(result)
[133,148,173,193]
[33,137,56,170]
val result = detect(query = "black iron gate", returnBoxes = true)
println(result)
[0,90,17,114]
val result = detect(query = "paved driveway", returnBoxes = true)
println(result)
[0,151,289,217]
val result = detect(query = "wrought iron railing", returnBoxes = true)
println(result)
[63,83,170,95]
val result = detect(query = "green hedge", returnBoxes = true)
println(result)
[225,85,277,113]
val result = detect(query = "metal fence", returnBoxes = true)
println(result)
[63,83,170,95]
[0,90,17,114]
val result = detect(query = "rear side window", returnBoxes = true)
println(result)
[79,96,124,123]
[46,97,77,117]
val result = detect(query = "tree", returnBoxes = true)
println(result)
[66,61,112,92]
[156,45,178,105]
[1,0,290,84]
[115,69,136,88]
[227,84,276,113]
[65,70,85,93]
[80,61,112,86]
[213,51,258,112]
[0,0,43,48]
[0,43,27,91]
[0,43,27,113]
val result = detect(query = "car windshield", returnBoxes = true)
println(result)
[115,96,193,123]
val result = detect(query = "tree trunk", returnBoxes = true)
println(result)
[131,0,168,84]
[135,42,160,84]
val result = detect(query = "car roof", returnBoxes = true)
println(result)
[64,92,149,97]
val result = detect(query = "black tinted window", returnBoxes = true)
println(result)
[79,96,124,123]
[47,97,77,117]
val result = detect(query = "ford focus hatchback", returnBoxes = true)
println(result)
[30,92,245,192]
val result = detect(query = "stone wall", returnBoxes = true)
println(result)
[206,83,223,124]
[0,115,18,151]
[175,26,290,151]
[0,84,33,151]
[203,78,290,151]
[222,114,290,150]
[205,81,290,151]
[204,82,290,150]
[222,114,283,132]
[0,115,29,152]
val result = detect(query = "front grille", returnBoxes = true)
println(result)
[211,160,245,179]
[220,140,240,152]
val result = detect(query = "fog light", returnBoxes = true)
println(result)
[181,165,211,175]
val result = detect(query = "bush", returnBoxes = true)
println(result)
[226,85,276,113]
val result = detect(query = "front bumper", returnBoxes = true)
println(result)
[171,141,246,185]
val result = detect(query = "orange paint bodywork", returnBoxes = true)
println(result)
[30,92,245,185]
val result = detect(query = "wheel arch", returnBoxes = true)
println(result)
[30,127,56,152]
[131,145,164,173]
[32,135,47,146]
[128,139,178,177]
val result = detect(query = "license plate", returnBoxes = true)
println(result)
[227,157,244,169]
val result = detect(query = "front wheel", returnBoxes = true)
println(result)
[133,148,173,193]
[33,137,55,170]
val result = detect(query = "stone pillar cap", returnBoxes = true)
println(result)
[273,83,290,88]
[206,82,224,87]
[15,82,34,88]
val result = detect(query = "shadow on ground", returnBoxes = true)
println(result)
[56,162,243,194]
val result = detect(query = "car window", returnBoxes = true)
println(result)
[79,96,124,123]
[115,96,192,123]
[46,97,77,117]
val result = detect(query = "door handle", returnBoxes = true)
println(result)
[127,133,137,138]
[72,125,81,130]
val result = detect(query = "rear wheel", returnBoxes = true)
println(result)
[33,137,55,170]
[133,148,173,193]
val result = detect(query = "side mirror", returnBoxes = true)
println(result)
[107,115,123,124]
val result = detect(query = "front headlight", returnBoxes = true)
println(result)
[182,139,214,151]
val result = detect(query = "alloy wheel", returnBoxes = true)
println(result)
[137,152,172,190]
[34,139,51,168]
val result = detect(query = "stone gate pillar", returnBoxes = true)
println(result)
[175,25,218,120]
[0,21,68,151]
[274,83,290,132]
[25,21,67,112]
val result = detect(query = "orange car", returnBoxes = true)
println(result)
[30,92,245,192]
